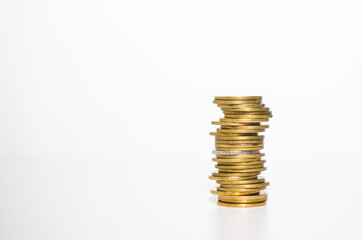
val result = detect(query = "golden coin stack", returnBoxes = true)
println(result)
[209,96,272,208]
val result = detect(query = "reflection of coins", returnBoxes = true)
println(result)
[217,201,267,208]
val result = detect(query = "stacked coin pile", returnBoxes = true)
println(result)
[209,96,272,208]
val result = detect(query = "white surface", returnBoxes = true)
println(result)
[1,1,362,239]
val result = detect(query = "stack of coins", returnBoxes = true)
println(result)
[209,96,272,208]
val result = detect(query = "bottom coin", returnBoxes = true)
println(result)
[218,193,267,203]
[217,201,266,208]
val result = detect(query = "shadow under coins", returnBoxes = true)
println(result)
[211,202,268,240]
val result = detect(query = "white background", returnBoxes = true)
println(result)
[1,0,362,239]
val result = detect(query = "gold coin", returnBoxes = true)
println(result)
[211,121,256,126]
[216,166,265,171]
[216,147,263,151]
[215,139,263,143]
[222,110,271,114]
[215,141,263,145]
[220,118,269,123]
[215,142,263,147]
[217,201,266,208]
[215,141,264,144]
[217,104,265,108]
[217,130,266,134]
[219,170,261,173]
[216,130,266,135]
[213,160,263,165]
[212,172,259,177]
[216,168,264,173]
[215,135,264,141]
[224,114,271,119]
[223,109,271,113]
[219,193,267,203]
[220,182,270,189]
[218,167,266,173]
[210,132,260,137]
[220,122,260,126]
[215,96,262,101]
[220,125,262,129]
[213,158,265,163]
[223,112,271,116]
[216,153,264,158]
[216,164,264,170]
[214,153,265,159]
[215,143,264,148]
[220,110,269,114]
[215,145,264,149]
[217,128,267,134]
[213,100,261,105]
[214,160,266,165]
[212,133,258,136]
[215,147,263,151]
[218,125,268,130]
[223,107,269,112]
[223,109,270,113]
[217,177,265,185]
[217,186,266,192]
[212,159,263,164]
[211,189,261,196]
[215,140,263,144]
[209,175,257,181]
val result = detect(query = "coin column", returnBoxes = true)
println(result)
[209,96,272,208]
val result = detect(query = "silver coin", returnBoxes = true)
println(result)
[212,150,260,155]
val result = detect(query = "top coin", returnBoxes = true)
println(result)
[215,96,262,101]
[214,100,261,105]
